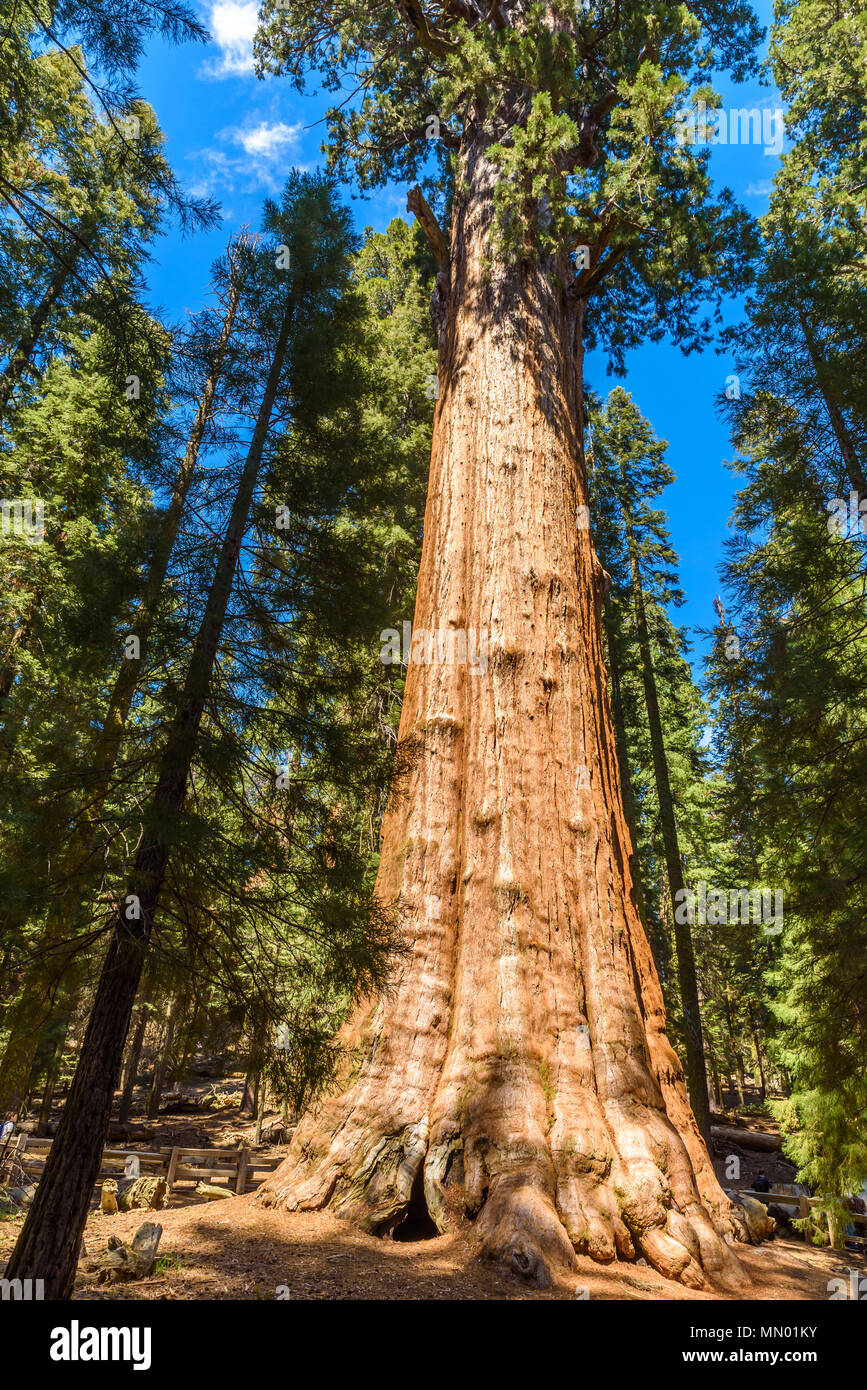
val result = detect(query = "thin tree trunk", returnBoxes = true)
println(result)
[602,612,651,933]
[722,984,750,1112]
[748,1008,766,1103]
[259,136,741,1291]
[5,288,295,1298]
[0,240,84,417]
[620,497,712,1145]
[712,599,762,878]
[734,1054,746,1110]
[706,1038,724,1113]
[118,980,152,1124]
[147,995,180,1120]
[797,306,867,498]
[0,608,35,708]
[239,1070,257,1119]
[0,260,245,1116]
[34,1028,67,1137]
[172,998,206,1091]
[255,1076,266,1147]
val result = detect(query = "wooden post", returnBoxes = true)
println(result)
[798,1193,809,1242]
[166,1146,181,1189]
[12,1133,27,1179]
[236,1146,249,1195]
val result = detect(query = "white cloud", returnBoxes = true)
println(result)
[744,180,773,198]
[200,1,258,79]
[188,119,305,195]
[238,121,300,157]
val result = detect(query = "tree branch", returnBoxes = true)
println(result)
[407,186,449,270]
[396,1,458,57]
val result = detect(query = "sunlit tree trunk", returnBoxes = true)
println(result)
[261,137,742,1290]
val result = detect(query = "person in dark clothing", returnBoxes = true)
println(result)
[754,1172,772,1192]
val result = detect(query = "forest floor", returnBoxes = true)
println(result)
[3,1083,859,1300]
[1,1196,858,1301]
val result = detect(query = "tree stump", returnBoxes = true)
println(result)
[725,1191,777,1244]
[116,1175,167,1212]
[82,1222,163,1285]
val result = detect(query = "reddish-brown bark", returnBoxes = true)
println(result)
[260,137,745,1291]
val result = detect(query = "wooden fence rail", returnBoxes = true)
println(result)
[1,1134,281,1196]
[738,1186,867,1251]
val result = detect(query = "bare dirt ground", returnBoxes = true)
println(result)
[3,1082,858,1301]
[3,1195,860,1301]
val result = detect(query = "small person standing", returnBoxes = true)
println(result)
[0,1111,17,1176]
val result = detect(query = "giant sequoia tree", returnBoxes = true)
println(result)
[255,1,760,1287]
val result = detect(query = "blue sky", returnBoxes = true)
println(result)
[137,1,781,678]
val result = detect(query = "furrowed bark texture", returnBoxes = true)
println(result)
[260,137,743,1290]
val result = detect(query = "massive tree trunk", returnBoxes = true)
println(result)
[260,138,744,1290]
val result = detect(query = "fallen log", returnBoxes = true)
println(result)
[194,1181,231,1201]
[107,1123,154,1143]
[711,1124,782,1153]
[160,1094,211,1115]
